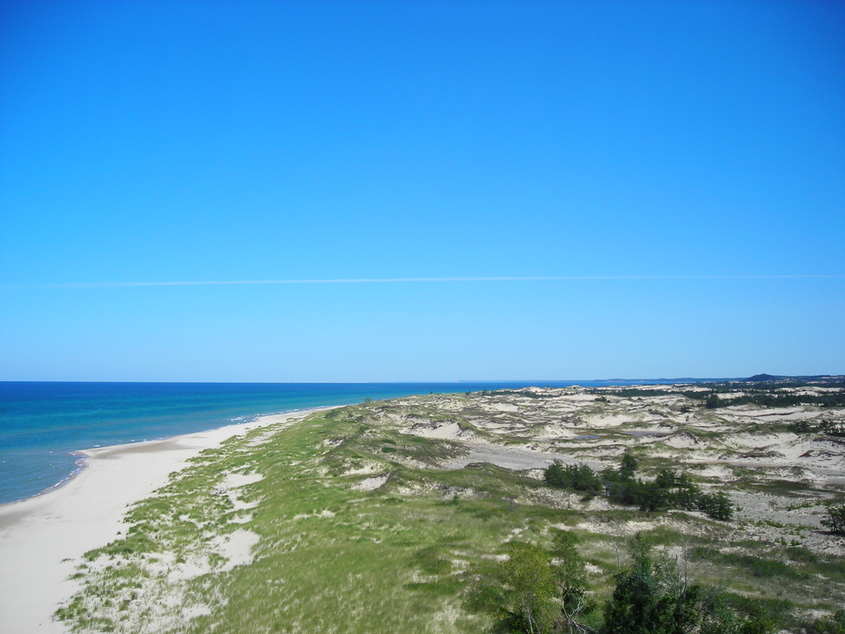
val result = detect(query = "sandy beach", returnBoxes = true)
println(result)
[0,409,322,634]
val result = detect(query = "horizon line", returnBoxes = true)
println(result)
[3,374,842,383]
[2,274,844,290]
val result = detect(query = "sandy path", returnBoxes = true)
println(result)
[0,409,322,634]
[442,441,604,472]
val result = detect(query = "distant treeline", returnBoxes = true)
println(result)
[604,383,845,409]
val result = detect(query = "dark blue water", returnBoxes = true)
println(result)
[0,380,706,505]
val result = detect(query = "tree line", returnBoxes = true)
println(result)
[603,384,845,409]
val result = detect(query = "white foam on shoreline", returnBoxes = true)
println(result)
[0,407,330,634]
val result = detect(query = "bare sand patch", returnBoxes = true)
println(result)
[354,474,390,491]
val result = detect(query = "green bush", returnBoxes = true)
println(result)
[604,535,702,634]
[822,504,845,535]
[697,491,734,521]
[620,450,639,480]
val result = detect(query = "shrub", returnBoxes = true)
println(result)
[655,469,678,489]
[549,529,594,629]
[822,504,845,535]
[697,491,734,521]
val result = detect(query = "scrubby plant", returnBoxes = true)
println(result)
[697,491,734,521]
[558,460,735,521]
[620,450,639,480]
[822,504,845,535]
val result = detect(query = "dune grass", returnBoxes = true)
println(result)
[56,395,845,633]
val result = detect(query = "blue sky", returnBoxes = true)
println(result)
[1,0,843,381]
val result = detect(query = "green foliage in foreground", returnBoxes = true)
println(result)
[604,536,702,634]
[470,531,794,634]
[603,536,784,634]
[466,530,594,634]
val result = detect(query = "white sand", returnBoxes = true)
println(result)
[0,408,324,634]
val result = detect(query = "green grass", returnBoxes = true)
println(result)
[59,410,547,632]
[55,397,845,633]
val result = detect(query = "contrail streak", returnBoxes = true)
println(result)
[2,275,843,290]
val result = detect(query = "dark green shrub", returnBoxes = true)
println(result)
[822,504,845,535]
[705,394,721,409]
[697,491,734,521]
[604,535,702,634]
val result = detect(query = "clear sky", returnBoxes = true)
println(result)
[1,0,843,382]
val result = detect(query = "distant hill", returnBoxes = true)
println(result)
[740,374,845,385]
[745,373,780,382]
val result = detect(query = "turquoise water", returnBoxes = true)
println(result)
[0,380,701,505]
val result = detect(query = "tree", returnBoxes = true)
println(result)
[498,543,558,634]
[638,484,670,513]
[655,469,678,489]
[544,460,568,488]
[620,450,639,480]
[670,473,701,511]
[604,534,702,634]
[469,535,596,634]
[550,530,593,633]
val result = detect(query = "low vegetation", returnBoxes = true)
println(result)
[55,379,845,632]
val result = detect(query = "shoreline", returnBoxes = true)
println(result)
[0,406,328,634]
[0,406,328,509]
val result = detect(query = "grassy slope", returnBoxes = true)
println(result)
[57,395,845,633]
